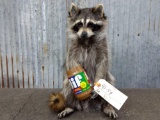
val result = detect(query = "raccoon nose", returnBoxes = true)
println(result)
[81,31,88,38]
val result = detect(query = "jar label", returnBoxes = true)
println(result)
[68,71,91,95]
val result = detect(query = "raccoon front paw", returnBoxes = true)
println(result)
[103,105,118,119]
[58,108,74,119]
[91,90,99,99]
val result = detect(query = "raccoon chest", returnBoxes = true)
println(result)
[76,49,97,82]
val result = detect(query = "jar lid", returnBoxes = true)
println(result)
[66,65,84,78]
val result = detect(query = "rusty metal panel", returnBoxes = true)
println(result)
[0,0,160,88]
[0,0,67,88]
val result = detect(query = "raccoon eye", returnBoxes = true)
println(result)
[72,22,83,32]
[87,22,102,31]
[87,22,94,28]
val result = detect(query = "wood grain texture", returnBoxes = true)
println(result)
[0,0,159,88]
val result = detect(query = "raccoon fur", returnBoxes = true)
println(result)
[49,3,118,119]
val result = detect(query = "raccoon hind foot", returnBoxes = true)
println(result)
[49,92,66,112]
[103,104,118,119]
[58,108,74,119]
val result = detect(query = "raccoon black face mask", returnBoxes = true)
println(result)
[68,4,107,47]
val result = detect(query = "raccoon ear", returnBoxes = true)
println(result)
[69,3,80,18]
[92,4,105,19]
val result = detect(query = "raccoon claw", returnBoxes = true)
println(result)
[58,108,74,119]
[107,110,118,119]
[58,111,66,119]
[103,105,118,119]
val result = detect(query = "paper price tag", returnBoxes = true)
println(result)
[94,79,128,110]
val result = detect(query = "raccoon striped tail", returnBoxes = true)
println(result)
[49,93,66,112]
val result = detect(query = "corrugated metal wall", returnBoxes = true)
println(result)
[0,0,160,88]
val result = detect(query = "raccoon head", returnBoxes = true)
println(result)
[68,3,107,45]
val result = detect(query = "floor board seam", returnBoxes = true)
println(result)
[12,91,34,120]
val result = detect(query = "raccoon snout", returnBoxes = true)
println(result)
[81,31,88,39]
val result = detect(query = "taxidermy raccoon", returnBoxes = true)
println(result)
[49,3,118,119]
